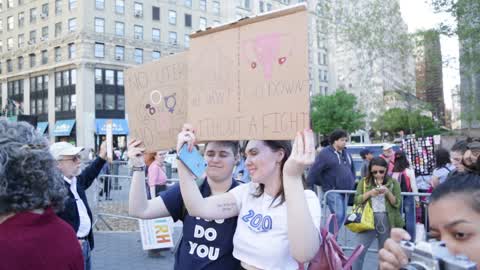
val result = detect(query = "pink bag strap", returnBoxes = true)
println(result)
[342,244,364,270]
[326,213,339,237]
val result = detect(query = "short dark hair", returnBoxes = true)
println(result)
[360,149,371,159]
[329,129,348,145]
[435,148,450,169]
[451,140,468,154]
[393,151,410,172]
[431,173,480,214]
[0,120,67,215]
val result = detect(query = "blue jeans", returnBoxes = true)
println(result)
[81,240,91,270]
[403,196,416,241]
[326,192,347,234]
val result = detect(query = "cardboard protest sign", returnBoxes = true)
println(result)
[125,52,188,151]
[188,5,310,140]
[138,218,175,250]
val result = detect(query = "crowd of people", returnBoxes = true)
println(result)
[1,118,479,270]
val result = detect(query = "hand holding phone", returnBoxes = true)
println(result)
[177,143,207,179]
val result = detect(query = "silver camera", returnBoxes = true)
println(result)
[400,240,477,270]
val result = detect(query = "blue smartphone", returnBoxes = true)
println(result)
[177,144,207,179]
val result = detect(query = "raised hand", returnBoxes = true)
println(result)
[283,129,316,178]
[127,139,146,168]
[176,123,196,153]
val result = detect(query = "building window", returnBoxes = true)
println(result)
[62,70,70,86]
[55,46,61,62]
[152,6,160,21]
[29,30,36,44]
[41,26,48,39]
[169,31,177,45]
[55,96,61,111]
[199,17,207,30]
[134,48,143,64]
[30,8,36,23]
[152,51,161,60]
[69,0,77,10]
[41,3,49,17]
[55,0,62,15]
[0,41,2,53]
[115,45,124,60]
[68,43,75,58]
[168,10,176,25]
[200,0,206,11]
[55,22,62,37]
[7,38,13,50]
[185,14,192,27]
[184,0,192,8]
[18,12,24,27]
[115,0,124,14]
[70,94,76,111]
[95,69,102,84]
[213,1,220,14]
[7,0,13,8]
[0,19,2,33]
[267,3,272,11]
[95,43,105,58]
[7,16,13,30]
[134,25,143,40]
[17,34,24,48]
[17,56,23,70]
[62,95,69,111]
[105,70,114,85]
[41,50,48,64]
[184,35,190,48]
[95,0,104,10]
[105,94,115,110]
[95,94,103,110]
[7,59,12,72]
[115,21,124,36]
[134,2,143,17]
[29,53,36,67]
[95,17,105,33]
[152,28,160,42]
[68,18,76,32]
[117,95,125,110]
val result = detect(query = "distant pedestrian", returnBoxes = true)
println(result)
[380,143,396,175]
[307,129,355,233]
[0,120,84,270]
[431,148,455,188]
[360,149,374,179]
[148,151,168,198]
[449,140,468,176]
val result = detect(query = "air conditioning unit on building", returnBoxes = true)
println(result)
[115,56,123,61]
[134,10,143,17]
[27,40,35,45]
[40,13,47,19]
[40,37,47,41]
[134,34,142,40]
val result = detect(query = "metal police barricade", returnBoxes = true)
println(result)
[321,190,432,253]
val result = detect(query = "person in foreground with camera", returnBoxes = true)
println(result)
[378,173,480,270]
[176,124,321,270]
[351,157,404,270]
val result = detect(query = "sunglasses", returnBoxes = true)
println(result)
[371,170,385,175]
[60,155,81,162]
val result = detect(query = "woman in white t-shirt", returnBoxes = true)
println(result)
[431,148,455,188]
[176,124,321,270]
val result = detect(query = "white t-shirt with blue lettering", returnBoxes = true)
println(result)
[229,182,321,270]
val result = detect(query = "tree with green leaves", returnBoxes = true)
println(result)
[311,90,365,135]
[373,108,440,137]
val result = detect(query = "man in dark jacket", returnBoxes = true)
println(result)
[50,141,107,270]
[307,129,355,233]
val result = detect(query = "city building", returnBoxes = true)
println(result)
[458,0,480,129]
[414,30,445,125]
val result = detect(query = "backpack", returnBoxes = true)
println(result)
[392,171,412,192]
[298,214,364,270]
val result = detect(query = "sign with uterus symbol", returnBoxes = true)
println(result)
[188,5,310,141]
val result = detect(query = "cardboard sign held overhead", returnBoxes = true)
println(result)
[188,5,310,141]
[125,52,188,151]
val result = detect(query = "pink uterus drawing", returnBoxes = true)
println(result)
[244,33,287,80]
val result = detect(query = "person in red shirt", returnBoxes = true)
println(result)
[0,119,83,270]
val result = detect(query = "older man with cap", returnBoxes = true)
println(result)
[380,143,396,175]
[50,141,107,270]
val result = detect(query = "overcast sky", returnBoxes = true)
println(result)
[398,0,459,110]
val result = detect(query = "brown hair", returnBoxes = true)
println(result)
[144,152,156,167]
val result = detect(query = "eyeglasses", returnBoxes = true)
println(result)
[371,170,386,175]
[60,155,81,162]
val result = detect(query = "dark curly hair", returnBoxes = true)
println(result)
[0,120,67,215]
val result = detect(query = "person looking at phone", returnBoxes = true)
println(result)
[128,138,241,270]
[378,173,480,269]
[352,157,404,270]
[176,124,321,270]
